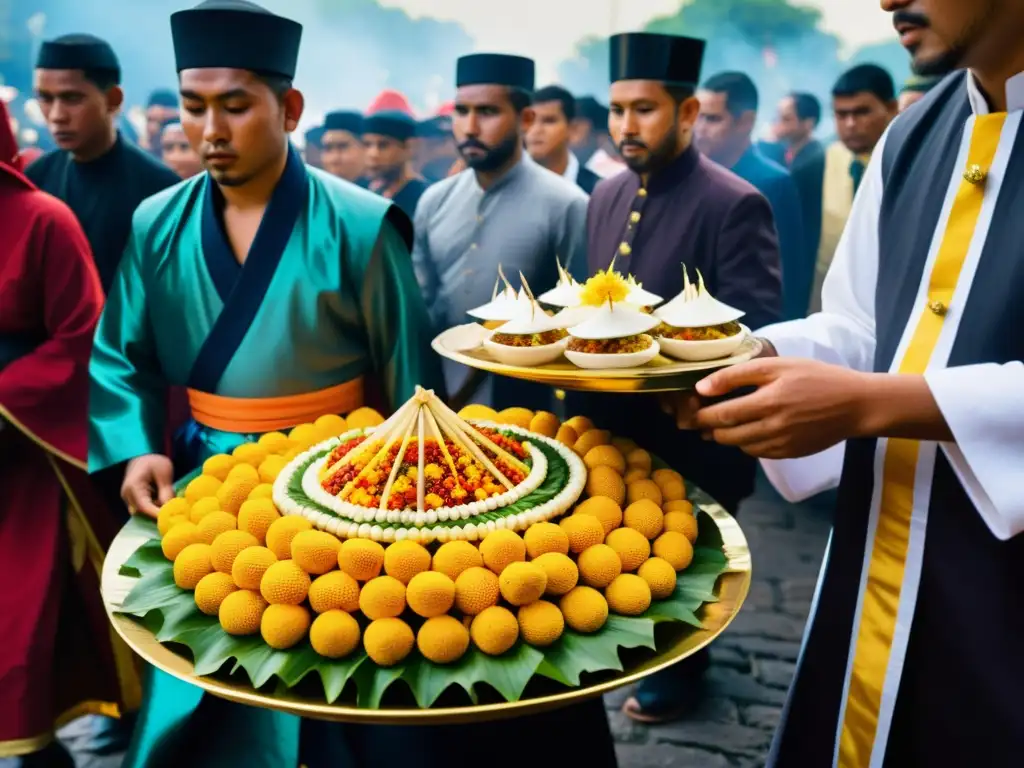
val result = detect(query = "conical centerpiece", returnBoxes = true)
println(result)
[319,387,531,514]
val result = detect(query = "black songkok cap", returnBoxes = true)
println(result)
[148,88,179,108]
[575,96,609,126]
[456,53,535,91]
[171,0,302,79]
[323,111,363,135]
[36,34,121,82]
[417,116,451,139]
[609,33,705,88]
[362,111,416,142]
[304,125,324,147]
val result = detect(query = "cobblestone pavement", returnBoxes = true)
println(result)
[608,472,834,768]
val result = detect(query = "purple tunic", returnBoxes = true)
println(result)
[586,142,782,331]
[572,142,783,512]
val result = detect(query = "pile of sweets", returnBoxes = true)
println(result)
[156,405,699,669]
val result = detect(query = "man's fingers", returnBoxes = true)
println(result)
[124,483,161,519]
[694,389,775,431]
[696,358,781,398]
[707,420,779,448]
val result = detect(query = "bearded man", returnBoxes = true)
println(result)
[412,53,588,409]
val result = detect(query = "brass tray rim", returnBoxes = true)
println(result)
[431,325,763,393]
[102,503,751,724]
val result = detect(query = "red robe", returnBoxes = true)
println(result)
[0,152,139,756]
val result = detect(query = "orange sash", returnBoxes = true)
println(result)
[186,378,365,434]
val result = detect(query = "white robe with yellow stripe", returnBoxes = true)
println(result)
[757,71,1024,767]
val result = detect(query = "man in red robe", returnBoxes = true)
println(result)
[0,100,138,767]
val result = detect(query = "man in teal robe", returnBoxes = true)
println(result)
[87,2,445,765]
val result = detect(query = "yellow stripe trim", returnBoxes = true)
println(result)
[838,112,1007,766]
[0,403,87,471]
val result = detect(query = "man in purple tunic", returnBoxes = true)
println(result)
[573,31,782,723]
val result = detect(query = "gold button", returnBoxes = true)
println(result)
[637,188,648,198]
[629,211,641,224]
[470,243,478,250]
[963,164,987,185]
[618,242,632,256]
[554,389,566,401]
[928,300,948,316]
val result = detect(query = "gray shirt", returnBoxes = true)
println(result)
[412,153,589,331]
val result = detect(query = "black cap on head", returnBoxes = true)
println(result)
[574,95,608,126]
[362,111,416,142]
[304,125,324,147]
[609,32,705,87]
[456,53,535,91]
[323,110,363,135]
[171,0,302,79]
[36,33,121,82]
[148,88,179,108]
[417,115,451,139]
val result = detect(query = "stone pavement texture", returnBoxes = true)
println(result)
[57,474,830,768]
[608,471,834,768]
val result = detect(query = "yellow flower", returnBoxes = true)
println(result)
[424,463,443,481]
[424,493,444,509]
[579,268,629,307]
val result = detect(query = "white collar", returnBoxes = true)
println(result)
[966,70,1024,114]
[562,151,580,183]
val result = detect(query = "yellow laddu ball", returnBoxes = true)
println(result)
[363,617,414,667]
[219,589,268,636]
[265,515,313,560]
[359,575,407,620]
[559,586,609,633]
[383,540,431,585]
[261,604,311,650]
[308,571,361,614]
[498,561,548,607]
[173,543,213,590]
[406,571,456,618]
[523,521,569,558]
[470,606,519,656]
[637,557,677,600]
[259,560,311,605]
[431,541,483,581]
[210,529,259,574]
[194,572,238,616]
[479,529,526,574]
[517,600,565,647]
[292,530,343,576]
[453,567,500,616]
[605,573,652,616]
[577,544,622,589]
[310,610,361,659]
[417,615,470,665]
[337,538,385,581]
[532,552,578,597]
[231,546,278,590]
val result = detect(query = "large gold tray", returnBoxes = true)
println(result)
[431,324,762,393]
[102,502,750,725]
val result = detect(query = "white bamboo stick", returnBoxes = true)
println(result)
[416,407,426,513]
[431,397,530,476]
[378,406,418,511]
[430,404,515,491]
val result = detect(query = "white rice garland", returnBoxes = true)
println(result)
[272,422,586,543]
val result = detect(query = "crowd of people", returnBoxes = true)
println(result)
[2,0,1022,765]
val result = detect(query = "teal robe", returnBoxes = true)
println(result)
[88,147,446,767]
[90,146,443,471]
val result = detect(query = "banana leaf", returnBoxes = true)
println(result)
[111,441,732,709]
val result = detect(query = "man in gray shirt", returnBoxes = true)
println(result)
[413,52,589,408]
